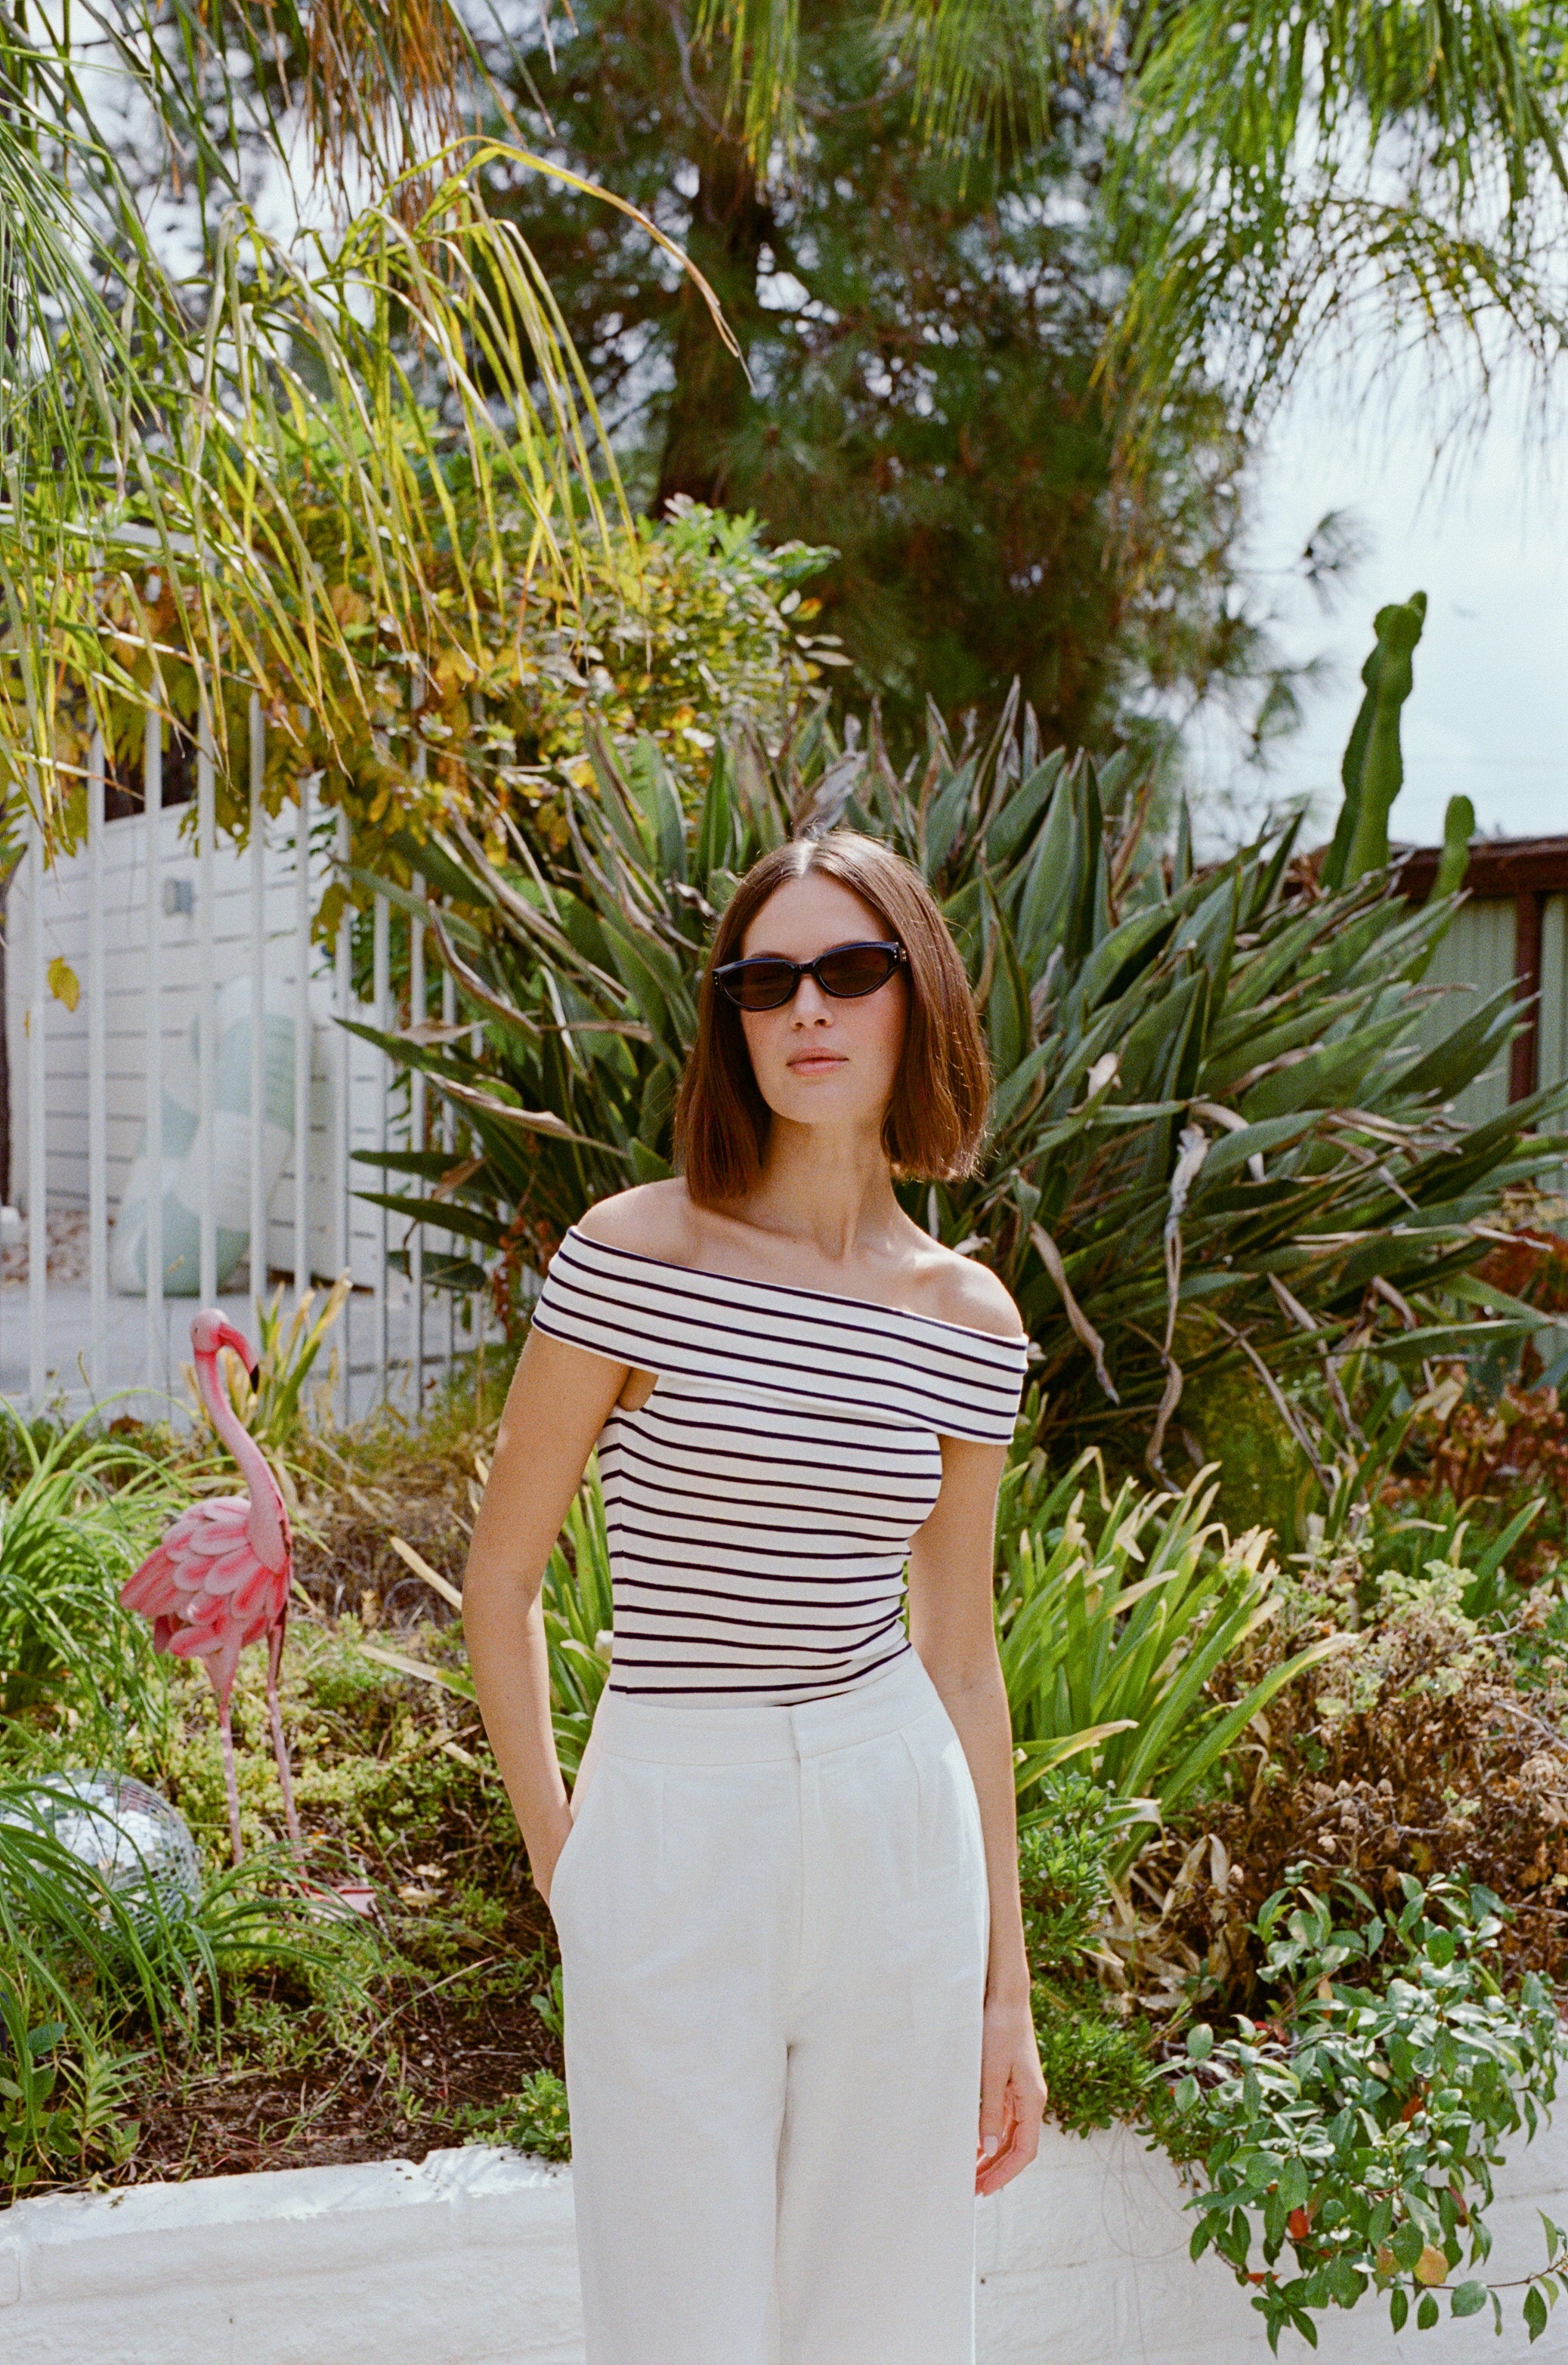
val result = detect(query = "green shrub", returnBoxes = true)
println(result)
[1017,1771,1125,1971]
[0,1792,332,2197]
[0,1405,175,1732]
[1169,1871,1567,2348]
[1033,1981,1158,2138]
[1017,1769,1161,2137]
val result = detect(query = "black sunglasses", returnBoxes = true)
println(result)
[713,939,907,1013]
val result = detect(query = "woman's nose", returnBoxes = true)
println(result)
[792,975,833,1022]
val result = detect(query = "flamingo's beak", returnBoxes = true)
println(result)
[206,1316,258,1373]
[249,1365,261,1390]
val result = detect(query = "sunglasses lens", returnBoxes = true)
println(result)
[818,944,898,998]
[719,960,797,1011]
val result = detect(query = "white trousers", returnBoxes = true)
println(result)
[552,1650,990,2365]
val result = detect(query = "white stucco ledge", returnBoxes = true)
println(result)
[0,2145,580,2365]
[3,2114,1567,2365]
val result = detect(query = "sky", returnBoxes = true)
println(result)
[1219,360,1568,858]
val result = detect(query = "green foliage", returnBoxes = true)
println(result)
[459,2068,574,2163]
[1187,1338,1563,1606]
[358,676,1568,1457]
[1171,1871,1567,2349]
[1032,1980,1158,2140]
[0,1405,175,1730]
[0,1788,329,2197]
[487,0,1282,758]
[995,1445,1352,1859]
[326,1460,614,1785]
[1017,1770,1126,1971]
[1431,796,1477,905]
[541,1466,614,1778]
[313,496,837,898]
[8,107,663,849]
[1107,0,1568,442]
[1018,1769,1159,2136]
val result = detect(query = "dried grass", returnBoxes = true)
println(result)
[1133,1569,1568,2005]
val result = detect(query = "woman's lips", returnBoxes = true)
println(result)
[787,1053,846,1074]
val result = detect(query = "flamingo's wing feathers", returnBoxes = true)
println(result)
[199,1545,260,1594]
[119,1490,284,1708]
[185,1503,252,1553]
[121,1544,181,1619]
[232,1563,288,1622]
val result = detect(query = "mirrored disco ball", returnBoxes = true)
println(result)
[2,1772,203,1918]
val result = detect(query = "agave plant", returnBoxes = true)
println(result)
[354,691,1566,1459]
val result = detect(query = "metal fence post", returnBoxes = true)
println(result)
[25,804,46,1406]
[248,697,268,1332]
[143,711,164,1396]
[196,705,218,1305]
[86,734,107,1399]
[334,805,353,1423]
[292,771,312,1305]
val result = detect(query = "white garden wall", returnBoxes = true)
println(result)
[4,2117,1567,2365]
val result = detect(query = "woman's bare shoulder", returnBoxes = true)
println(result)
[919,1246,1024,1340]
[572,1182,700,1264]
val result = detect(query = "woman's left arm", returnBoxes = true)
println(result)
[907,1433,1047,2197]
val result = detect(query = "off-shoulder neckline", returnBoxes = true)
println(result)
[562,1225,1029,1351]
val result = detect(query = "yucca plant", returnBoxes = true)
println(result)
[994,1442,1352,1866]
[355,685,1566,1461]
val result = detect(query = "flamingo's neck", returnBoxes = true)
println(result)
[197,1348,289,1573]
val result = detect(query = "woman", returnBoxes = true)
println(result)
[463,830,1047,2365]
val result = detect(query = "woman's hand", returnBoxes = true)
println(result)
[976,1991,1047,2196]
[531,1798,577,1911]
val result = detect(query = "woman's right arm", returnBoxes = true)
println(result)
[462,1328,629,1903]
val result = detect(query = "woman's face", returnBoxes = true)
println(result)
[737,872,908,1139]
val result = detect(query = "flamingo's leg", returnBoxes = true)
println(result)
[266,1623,303,1857]
[215,1689,244,1866]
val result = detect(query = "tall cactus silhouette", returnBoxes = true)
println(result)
[1322,591,1427,888]
[1433,791,1476,898]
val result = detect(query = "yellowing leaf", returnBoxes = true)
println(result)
[46,957,79,1012]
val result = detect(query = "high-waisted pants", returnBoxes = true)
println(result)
[550,1649,991,2365]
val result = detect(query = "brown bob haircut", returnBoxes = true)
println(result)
[674,831,991,1207]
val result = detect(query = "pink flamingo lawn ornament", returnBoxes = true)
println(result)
[122,1311,301,1866]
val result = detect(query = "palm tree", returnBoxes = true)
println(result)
[698,0,1568,427]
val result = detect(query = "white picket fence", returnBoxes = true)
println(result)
[1,707,483,1425]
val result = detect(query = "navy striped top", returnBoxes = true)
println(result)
[530,1226,1028,1703]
